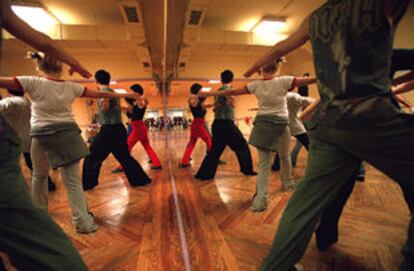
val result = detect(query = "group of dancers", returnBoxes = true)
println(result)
[1,0,414,270]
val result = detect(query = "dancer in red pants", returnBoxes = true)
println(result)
[180,83,212,167]
[113,84,162,172]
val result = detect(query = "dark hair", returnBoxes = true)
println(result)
[190,83,202,94]
[8,89,24,97]
[95,69,111,85]
[221,70,234,84]
[298,85,309,97]
[130,84,144,95]
[28,51,62,74]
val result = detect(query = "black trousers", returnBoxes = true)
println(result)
[272,132,310,168]
[195,120,254,180]
[82,124,151,190]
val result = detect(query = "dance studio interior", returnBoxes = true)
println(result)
[1,0,414,270]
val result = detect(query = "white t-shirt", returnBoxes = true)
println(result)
[15,76,85,128]
[286,92,315,136]
[246,76,295,118]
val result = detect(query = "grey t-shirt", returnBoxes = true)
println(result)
[98,87,122,125]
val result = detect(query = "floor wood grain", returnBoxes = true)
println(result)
[16,130,410,271]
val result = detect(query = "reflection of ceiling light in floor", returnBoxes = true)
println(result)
[11,5,58,33]
[110,81,118,85]
[201,87,212,92]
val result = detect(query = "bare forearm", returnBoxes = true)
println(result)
[393,80,414,95]
[393,71,414,85]
[299,99,320,121]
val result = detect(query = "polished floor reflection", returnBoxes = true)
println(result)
[20,131,411,271]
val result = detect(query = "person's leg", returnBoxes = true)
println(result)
[111,125,151,186]
[23,152,56,191]
[195,121,227,180]
[315,174,357,251]
[261,136,360,271]
[82,128,111,190]
[139,125,161,168]
[290,140,302,167]
[60,161,97,233]
[113,123,140,172]
[278,127,294,191]
[251,148,272,212]
[181,134,198,166]
[199,123,212,151]
[30,138,50,209]
[0,136,87,271]
[227,122,255,175]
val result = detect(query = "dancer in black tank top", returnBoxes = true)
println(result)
[179,83,212,167]
[112,84,162,172]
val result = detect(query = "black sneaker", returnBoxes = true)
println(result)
[355,174,365,182]
[48,179,56,192]
[243,171,257,176]
[151,165,162,170]
[111,168,124,173]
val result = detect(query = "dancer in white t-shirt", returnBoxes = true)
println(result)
[0,52,140,233]
[200,61,315,212]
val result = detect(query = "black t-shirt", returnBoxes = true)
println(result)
[127,105,146,121]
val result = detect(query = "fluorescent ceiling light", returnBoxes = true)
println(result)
[201,87,212,92]
[110,81,117,85]
[208,80,220,84]
[114,88,127,94]
[252,17,286,34]
[11,5,58,33]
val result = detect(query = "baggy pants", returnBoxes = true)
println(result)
[195,119,254,180]
[181,118,212,165]
[82,124,151,190]
[261,112,414,271]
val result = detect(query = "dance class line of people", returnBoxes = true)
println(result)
[1,0,414,270]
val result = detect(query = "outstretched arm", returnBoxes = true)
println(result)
[82,88,140,100]
[293,76,317,88]
[199,87,249,98]
[393,71,414,86]
[244,16,311,78]
[393,80,414,95]
[1,0,91,78]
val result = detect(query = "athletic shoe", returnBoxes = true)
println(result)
[315,225,338,251]
[355,174,365,182]
[111,168,124,173]
[282,181,296,192]
[251,195,268,212]
[48,179,56,192]
[151,165,162,170]
[179,163,190,168]
[76,222,98,234]
[271,164,280,171]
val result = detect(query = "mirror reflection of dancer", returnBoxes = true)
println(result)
[179,83,213,168]
[82,70,152,190]
[195,70,257,180]
[0,92,57,191]
[244,0,413,270]
[201,63,315,212]
[112,84,162,173]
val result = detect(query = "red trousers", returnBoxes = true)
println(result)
[119,120,161,168]
[181,118,212,165]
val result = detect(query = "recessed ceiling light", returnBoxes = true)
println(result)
[201,87,212,92]
[11,5,58,33]
[252,17,286,34]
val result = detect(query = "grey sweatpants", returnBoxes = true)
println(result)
[31,138,94,229]
[253,127,293,208]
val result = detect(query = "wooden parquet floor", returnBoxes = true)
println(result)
[18,131,411,271]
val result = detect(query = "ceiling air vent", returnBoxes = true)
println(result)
[188,10,203,25]
[179,62,186,68]
[143,62,150,68]
[123,6,140,23]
